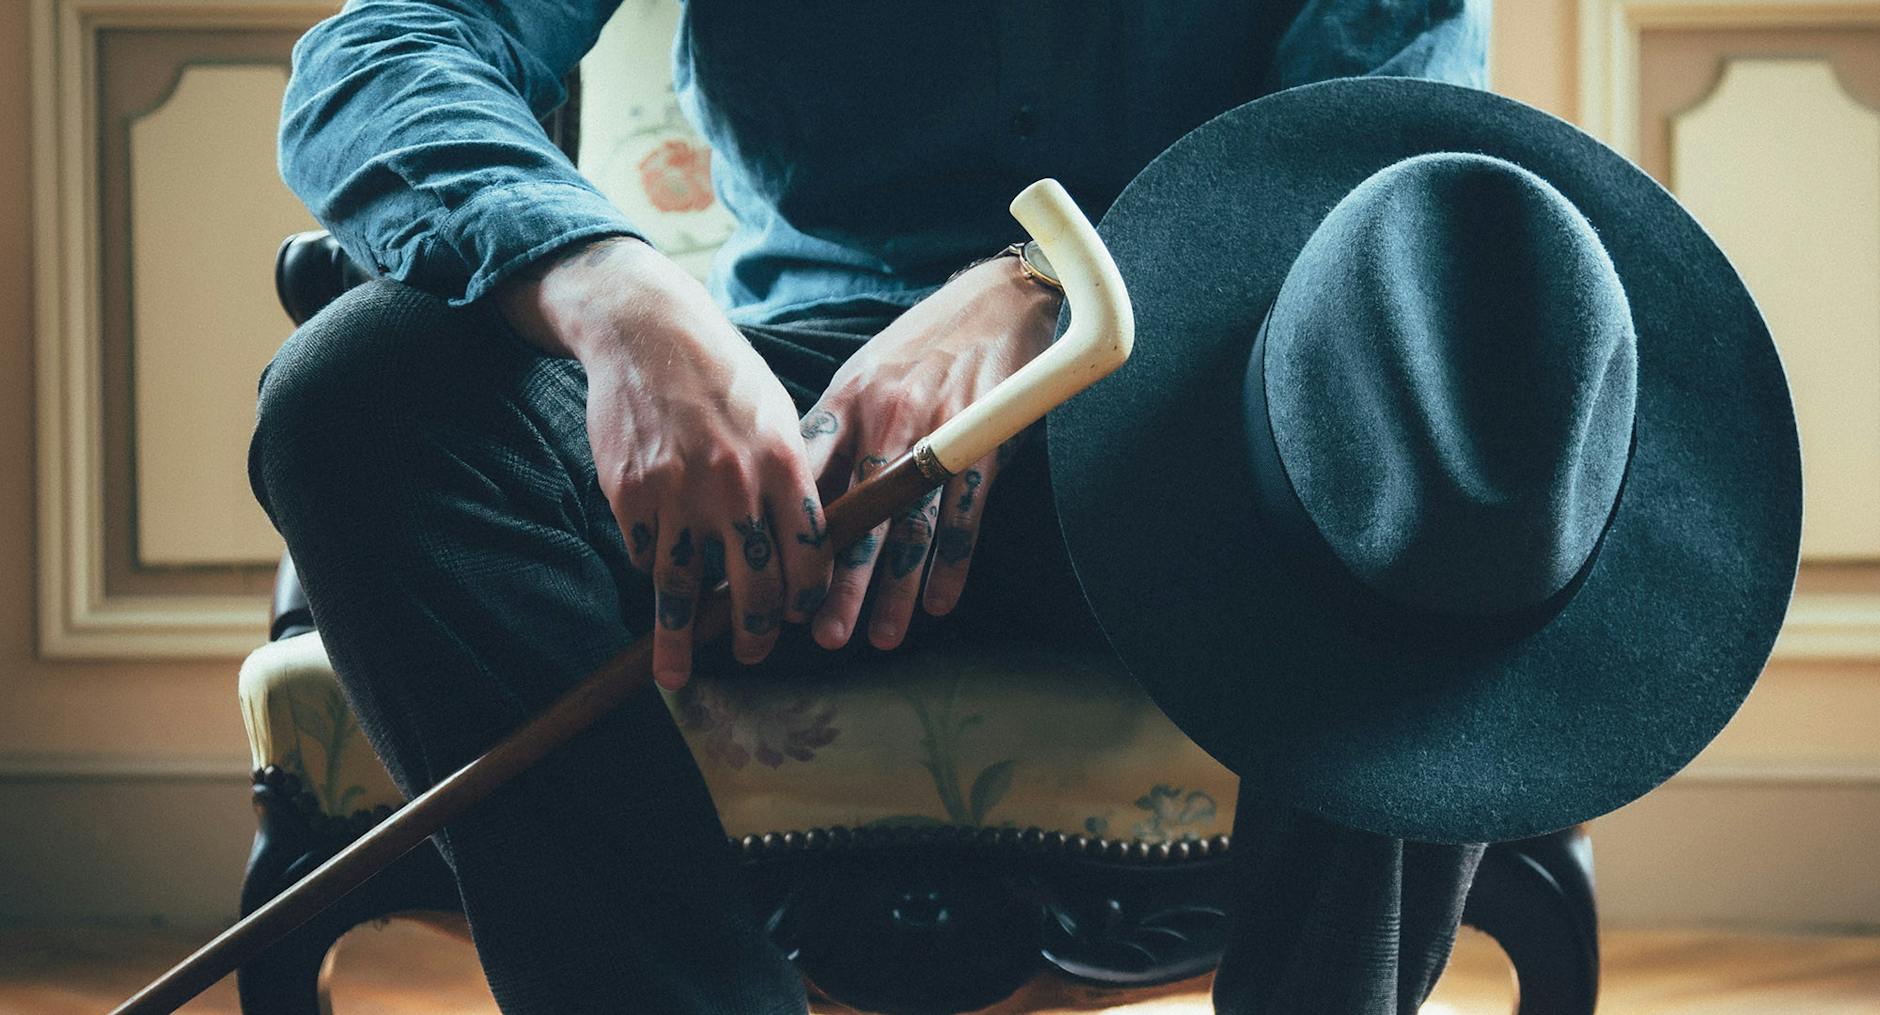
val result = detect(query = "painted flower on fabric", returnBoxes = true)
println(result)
[676,679,840,770]
[1132,784,1219,843]
[638,138,716,213]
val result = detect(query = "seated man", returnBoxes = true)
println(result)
[256,2,1489,1011]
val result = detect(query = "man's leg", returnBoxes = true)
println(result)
[249,280,806,1014]
[1212,792,1486,1015]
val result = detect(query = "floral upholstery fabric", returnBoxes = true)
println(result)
[239,633,404,817]
[576,0,735,282]
[237,632,1240,842]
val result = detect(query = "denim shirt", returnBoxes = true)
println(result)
[280,1,1487,325]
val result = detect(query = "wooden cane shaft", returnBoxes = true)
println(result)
[111,451,939,1015]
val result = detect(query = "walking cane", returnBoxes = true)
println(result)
[111,178,1133,1015]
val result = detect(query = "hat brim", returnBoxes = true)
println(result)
[1045,78,1802,843]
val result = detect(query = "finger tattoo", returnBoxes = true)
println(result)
[903,488,940,523]
[630,522,654,558]
[793,583,828,615]
[799,409,839,439]
[797,497,827,548]
[957,470,982,513]
[935,526,974,565]
[884,539,927,578]
[657,586,695,630]
[732,516,773,570]
[671,528,695,567]
[856,454,890,481]
[743,609,781,636]
[838,532,878,569]
[884,492,939,578]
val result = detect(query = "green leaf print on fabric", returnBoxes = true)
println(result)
[901,670,1017,827]
[968,759,1017,826]
[281,683,372,818]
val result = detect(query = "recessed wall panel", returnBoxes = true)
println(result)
[129,64,310,566]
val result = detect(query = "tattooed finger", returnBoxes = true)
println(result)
[925,454,1000,616]
[868,487,941,649]
[810,453,894,649]
[799,408,839,440]
[652,514,706,690]
[725,507,784,665]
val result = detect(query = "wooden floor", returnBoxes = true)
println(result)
[3,922,1878,1013]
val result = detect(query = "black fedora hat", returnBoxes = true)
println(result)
[1046,78,1802,844]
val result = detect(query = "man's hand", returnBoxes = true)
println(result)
[496,237,833,690]
[801,255,1061,651]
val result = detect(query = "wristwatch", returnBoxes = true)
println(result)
[949,239,1063,293]
[1004,239,1062,293]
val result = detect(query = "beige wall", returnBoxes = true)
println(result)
[0,2,255,925]
[1493,0,1580,118]
[2,0,1877,930]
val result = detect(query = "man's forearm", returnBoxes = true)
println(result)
[279,0,638,306]
[495,235,665,362]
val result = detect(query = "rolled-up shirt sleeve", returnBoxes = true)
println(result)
[1274,0,1489,89]
[279,0,635,305]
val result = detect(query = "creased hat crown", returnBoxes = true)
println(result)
[1260,152,1638,617]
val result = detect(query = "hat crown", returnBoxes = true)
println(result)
[1261,153,1638,617]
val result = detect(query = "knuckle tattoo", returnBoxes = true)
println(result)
[837,532,879,570]
[799,409,839,439]
[629,521,654,558]
[796,497,827,547]
[732,516,773,570]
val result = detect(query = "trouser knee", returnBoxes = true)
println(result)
[248,280,502,521]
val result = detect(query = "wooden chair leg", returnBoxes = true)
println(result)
[1465,827,1599,1015]
[232,908,341,1015]
[236,770,462,1015]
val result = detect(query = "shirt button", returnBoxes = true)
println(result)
[1011,104,1038,140]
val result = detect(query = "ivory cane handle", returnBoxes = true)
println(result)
[916,178,1135,477]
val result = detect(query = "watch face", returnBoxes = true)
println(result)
[1022,238,1060,288]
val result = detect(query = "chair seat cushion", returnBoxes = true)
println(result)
[239,633,405,818]
[238,633,1239,842]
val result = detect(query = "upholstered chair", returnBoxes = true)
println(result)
[236,51,1599,1015]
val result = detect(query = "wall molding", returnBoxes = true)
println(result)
[0,750,251,782]
[1579,0,1880,661]
[1676,758,1880,786]
[1579,0,1880,155]
[1772,591,1880,660]
[30,0,332,659]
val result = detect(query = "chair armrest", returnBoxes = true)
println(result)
[271,552,313,642]
[274,230,376,327]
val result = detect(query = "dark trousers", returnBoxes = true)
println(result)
[249,280,1481,1014]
